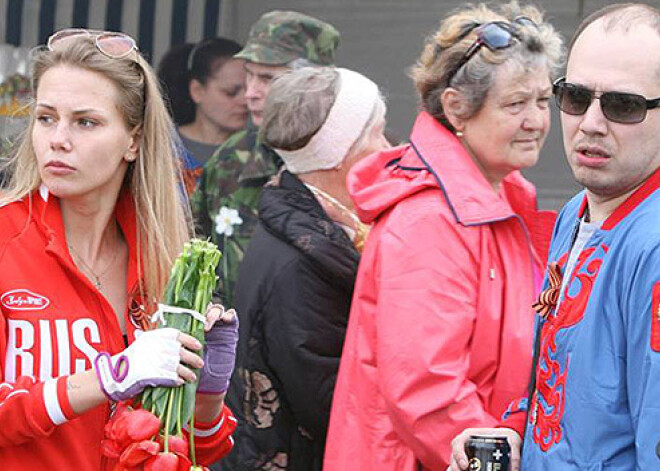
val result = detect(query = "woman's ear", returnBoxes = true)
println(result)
[440,87,467,132]
[126,126,142,161]
[189,79,204,105]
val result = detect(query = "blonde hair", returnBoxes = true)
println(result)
[0,35,192,303]
[410,1,563,130]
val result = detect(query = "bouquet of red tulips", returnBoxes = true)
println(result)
[101,240,222,471]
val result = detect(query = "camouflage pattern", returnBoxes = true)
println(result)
[234,10,340,66]
[192,11,340,306]
[191,123,281,306]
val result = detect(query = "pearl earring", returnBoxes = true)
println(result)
[455,130,464,138]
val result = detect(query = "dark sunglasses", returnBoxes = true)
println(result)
[446,17,537,85]
[553,77,660,124]
[48,28,138,59]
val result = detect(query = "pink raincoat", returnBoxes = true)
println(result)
[324,112,555,470]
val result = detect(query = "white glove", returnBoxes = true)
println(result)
[94,328,183,402]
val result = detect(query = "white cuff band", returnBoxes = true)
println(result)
[44,378,67,425]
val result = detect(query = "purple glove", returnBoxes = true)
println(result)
[94,328,183,401]
[197,308,239,394]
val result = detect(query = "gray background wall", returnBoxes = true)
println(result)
[223,0,660,210]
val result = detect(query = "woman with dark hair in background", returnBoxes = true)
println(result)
[158,38,247,195]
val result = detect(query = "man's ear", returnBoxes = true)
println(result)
[189,79,204,105]
[440,87,468,132]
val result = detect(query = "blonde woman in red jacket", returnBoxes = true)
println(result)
[324,2,562,470]
[0,30,237,470]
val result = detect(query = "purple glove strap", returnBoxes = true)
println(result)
[94,352,175,402]
[197,316,239,394]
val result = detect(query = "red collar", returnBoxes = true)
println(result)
[577,166,660,230]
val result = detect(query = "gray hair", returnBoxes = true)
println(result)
[287,57,317,70]
[260,67,387,159]
[410,1,564,131]
[260,67,340,151]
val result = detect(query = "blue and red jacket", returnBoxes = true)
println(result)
[523,169,660,469]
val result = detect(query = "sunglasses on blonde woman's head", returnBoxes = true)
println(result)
[446,16,538,85]
[47,28,138,59]
[553,77,660,124]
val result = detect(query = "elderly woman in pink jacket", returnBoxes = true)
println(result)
[324,2,563,470]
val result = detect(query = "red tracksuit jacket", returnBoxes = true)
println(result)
[0,188,235,470]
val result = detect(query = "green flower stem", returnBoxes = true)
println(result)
[223,236,229,304]
[139,239,223,463]
[164,389,175,453]
[190,410,197,466]
[158,401,167,422]
[177,386,184,437]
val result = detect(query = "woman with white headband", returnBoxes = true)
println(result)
[222,67,388,470]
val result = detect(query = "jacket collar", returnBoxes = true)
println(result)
[577,165,660,230]
[35,186,140,291]
[259,171,359,289]
[237,123,282,184]
[409,111,535,225]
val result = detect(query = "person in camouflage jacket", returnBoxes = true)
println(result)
[191,10,340,306]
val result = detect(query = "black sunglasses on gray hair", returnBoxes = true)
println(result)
[446,16,537,85]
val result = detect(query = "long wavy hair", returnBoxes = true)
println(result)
[0,34,192,303]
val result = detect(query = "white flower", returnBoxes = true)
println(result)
[214,206,243,237]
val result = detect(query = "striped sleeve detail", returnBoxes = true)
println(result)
[192,413,224,437]
[192,405,237,441]
[43,379,66,425]
[43,377,75,425]
[184,404,237,465]
[0,376,79,446]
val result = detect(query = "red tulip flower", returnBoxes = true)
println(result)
[160,435,189,456]
[120,409,161,444]
[101,437,124,460]
[144,452,179,471]
[120,440,161,467]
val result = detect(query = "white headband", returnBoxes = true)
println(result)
[274,68,379,174]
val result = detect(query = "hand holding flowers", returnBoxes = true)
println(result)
[98,240,237,470]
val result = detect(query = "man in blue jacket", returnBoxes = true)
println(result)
[449,3,660,470]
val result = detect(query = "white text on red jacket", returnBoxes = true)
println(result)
[1,289,50,311]
[5,318,101,382]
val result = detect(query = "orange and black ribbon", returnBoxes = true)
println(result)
[128,281,157,331]
[532,261,562,319]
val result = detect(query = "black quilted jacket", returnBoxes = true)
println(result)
[217,171,359,471]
